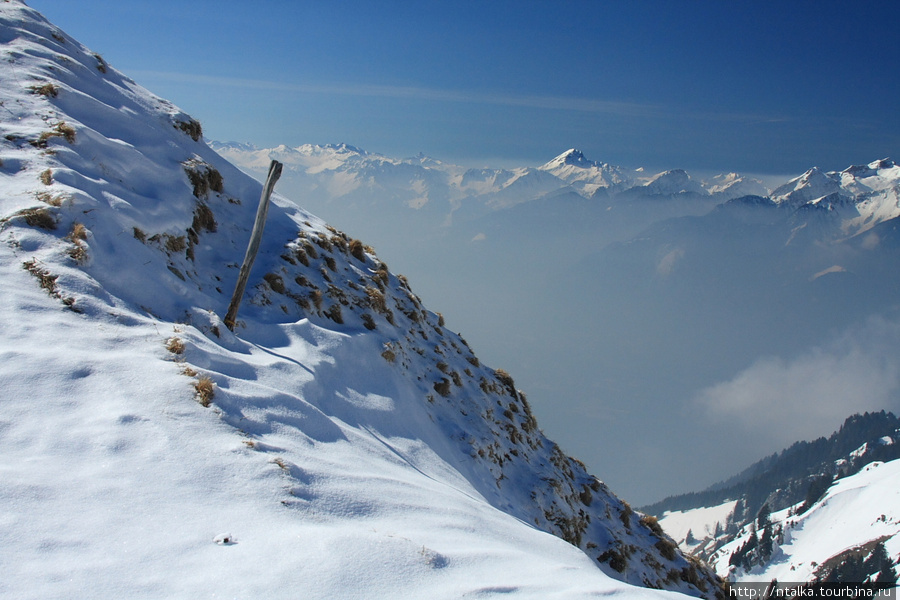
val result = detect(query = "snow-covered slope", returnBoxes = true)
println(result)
[0,3,722,598]
[650,413,900,586]
[709,459,900,584]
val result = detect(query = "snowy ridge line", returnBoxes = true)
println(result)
[0,2,723,598]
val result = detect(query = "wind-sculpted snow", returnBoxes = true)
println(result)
[0,2,722,598]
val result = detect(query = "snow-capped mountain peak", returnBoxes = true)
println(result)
[541,148,592,169]
[642,169,707,196]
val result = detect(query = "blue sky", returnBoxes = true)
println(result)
[28,0,900,174]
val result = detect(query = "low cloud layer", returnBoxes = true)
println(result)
[697,315,900,447]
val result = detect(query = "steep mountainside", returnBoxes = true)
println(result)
[648,413,900,584]
[710,458,900,585]
[0,3,721,598]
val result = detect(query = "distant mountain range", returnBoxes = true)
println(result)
[210,142,773,212]
[214,140,900,509]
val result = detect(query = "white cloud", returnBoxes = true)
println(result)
[696,315,900,446]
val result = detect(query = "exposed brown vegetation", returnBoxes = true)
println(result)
[184,162,223,198]
[93,53,107,73]
[195,376,215,407]
[349,238,366,262]
[166,337,185,355]
[176,118,203,142]
[30,82,58,97]
[15,207,57,229]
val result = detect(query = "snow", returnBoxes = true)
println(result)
[771,159,900,238]
[0,3,717,598]
[659,501,737,547]
[708,459,900,583]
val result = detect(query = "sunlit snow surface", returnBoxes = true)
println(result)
[0,3,712,598]
[659,501,737,548]
[707,460,900,583]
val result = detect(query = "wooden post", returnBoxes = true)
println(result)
[224,159,283,331]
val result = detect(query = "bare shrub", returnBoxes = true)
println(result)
[67,242,87,264]
[133,227,146,242]
[373,266,389,288]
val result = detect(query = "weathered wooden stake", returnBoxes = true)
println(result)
[224,159,283,331]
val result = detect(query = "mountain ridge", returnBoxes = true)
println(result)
[649,412,900,585]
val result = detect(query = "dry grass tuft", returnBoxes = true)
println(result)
[40,168,53,185]
[184,162,223,198]
[133,226,146,243]
[191,202,217,233]
[166,337,185,355]
[349,238,366,262]
[18,207,57,229]
[195,376,215,407]
[30,82,58,97]
[164,234,187,253]
[176,118,203,142]
[67,242,87,264]
[35,191,64,206]
[68,222,88,241]
[324,304,343,324]
[22,258,58,295]
[93,53,107,73]
[263,273,286,294]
